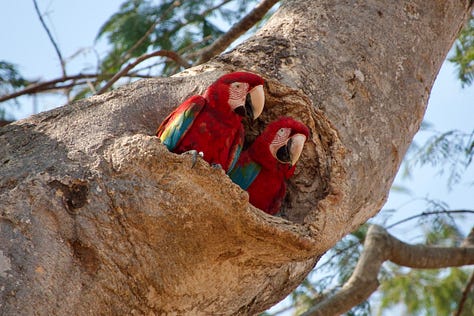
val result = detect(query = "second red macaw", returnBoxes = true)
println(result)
[228,117,310,215]
[156,72,265,172]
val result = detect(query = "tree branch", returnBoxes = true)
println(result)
[313,210,474,274]
[301,225,474,316]
[110,0,227,72]
[32,0,66,77]
[96,50,190,95]
[456,226,474,316]
[165,0,234,45]
[0,74,97,102]
[119,1,182,67]
[0,73,157,103]
[454,270,474,316]
[195,0,279,65]
[386,210,474,229]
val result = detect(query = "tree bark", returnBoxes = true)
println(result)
[1,1,472,315]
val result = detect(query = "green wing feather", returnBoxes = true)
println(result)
[228,160,261,190]
[156,95,206,151]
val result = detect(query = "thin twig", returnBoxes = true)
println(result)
[386,210,474,229]
[120,1,181,65]
[180,35,215,57]
[313,241,361,272]
[0,74,96,102]
[97,50,190,95]
[165,0,234,43]
[195,0,279,65]
[454,270,474,316]
[0,73,150,103]
[32,0,66,77]
[201,0,234,16]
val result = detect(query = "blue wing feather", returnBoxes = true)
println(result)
[227,144,242,174]
[156,95,206,151]
[228,160,261,190]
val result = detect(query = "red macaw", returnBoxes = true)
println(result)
[228,117,310,215]
[156,72,265,172]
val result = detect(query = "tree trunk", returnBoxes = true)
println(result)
[1,1,472,315]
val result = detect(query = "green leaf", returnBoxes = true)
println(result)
[0,61,29,88]
[96,0,263,77]
[448,15,474,87]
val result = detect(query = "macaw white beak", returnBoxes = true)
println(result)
[248,85,265,120]
[289,133,307,166]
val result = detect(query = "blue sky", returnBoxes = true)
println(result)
[383,61,474,240]
[1,1,473,315]
[0,0,120,117]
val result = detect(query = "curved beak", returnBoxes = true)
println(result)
[274,133,307,165]
[288,133,307,166]
[247,85,265,120]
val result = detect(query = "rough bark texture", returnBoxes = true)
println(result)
[0,1,472,315]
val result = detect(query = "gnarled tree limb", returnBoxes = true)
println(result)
[301,225,474,316]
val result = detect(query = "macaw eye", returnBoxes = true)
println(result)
[228,82,250,106]
[272,127,291,145]
[231,82,243,89]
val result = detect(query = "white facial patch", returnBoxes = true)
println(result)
[269,128,291,159]
[228,82,250,110]
[272,128,291,145]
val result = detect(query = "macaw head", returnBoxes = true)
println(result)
[250,117,310,177]
[205,72,265,120]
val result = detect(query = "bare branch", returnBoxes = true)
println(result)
[301,225,474,316]
[166,0,234,43]
[201,0,234,16]
[32,0,66,77]
[97,50,190,95]
[454,270,474,316]
[455,228,474,316]
[314,210,474,274]
[119,1,181,66]
[0,74,97,103]
[0,73,151,103]
[386,210,474,229]
[195,0,279,65]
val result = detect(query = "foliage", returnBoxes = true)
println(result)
[449,15,474,87]
[96,0,257,76]
[0,61,29,89]
[379,267,473,316]
[271,225,371,316]
[375,212,473,315]
[266,199,474,316]
[403,129,474,189]
[1,0,266,117]
[0,61,31,118]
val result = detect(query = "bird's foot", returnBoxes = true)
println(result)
[183,150,204,168]
[210,163,223,170]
